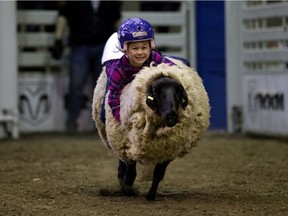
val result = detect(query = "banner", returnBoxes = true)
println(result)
[18,73,95,133]
[18,74,67,132]
[243,74,288,135]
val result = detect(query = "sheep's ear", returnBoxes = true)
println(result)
[146,95,156,110]
[146,85,157,111]
[180,85,188,108]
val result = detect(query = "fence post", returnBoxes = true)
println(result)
[187,1,196,68]
[225,1,243,133]
[0,1,19,139]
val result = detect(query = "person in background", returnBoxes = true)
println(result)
[17,1,63,10]
[50,1,122,132]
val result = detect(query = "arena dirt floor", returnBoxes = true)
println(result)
[0,131,287,216]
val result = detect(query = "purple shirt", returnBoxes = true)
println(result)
[106,50,174,121]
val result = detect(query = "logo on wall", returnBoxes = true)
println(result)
[19,83,52,126]
[247,79,285,125]
[248,80,285,112]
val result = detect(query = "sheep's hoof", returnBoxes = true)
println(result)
[121,186,139,197]
[146,193,156,201]
[118,179,139,196]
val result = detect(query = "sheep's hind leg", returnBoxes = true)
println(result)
[146,160,171,201]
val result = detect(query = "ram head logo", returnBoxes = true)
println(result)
[18,84,52,126]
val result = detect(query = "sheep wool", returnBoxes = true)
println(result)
[92,58,210,164]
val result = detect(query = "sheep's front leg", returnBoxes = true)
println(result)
[117,159,139,196]
[118,159,137,187]
[146,160,171,201]
[123,160,137,186]
[117,159,127,181]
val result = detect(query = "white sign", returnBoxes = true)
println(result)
[18,74,67,132]
[243,74,288,135]
[18,73,95,133]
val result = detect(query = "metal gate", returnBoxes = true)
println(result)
[226,0,288,135]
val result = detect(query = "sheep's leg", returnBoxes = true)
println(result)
[146,160,171,201]
[117,159,137,186]
[123,160,137,187]
[117,159,127,181]
[117,160,139,196]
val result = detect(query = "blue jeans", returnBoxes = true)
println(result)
[67,44,105,129]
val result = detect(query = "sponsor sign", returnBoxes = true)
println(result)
[18,73,95,133]
[243,74,288,135]
[19,82,52,126]
[18,74,66,132]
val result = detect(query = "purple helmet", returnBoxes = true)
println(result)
[118,18,155,51]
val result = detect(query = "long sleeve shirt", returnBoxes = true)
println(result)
[105,50,174,121]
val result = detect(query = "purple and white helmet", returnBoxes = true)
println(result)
[118,17,155,51]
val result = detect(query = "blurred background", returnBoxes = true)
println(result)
[1,0,288,139]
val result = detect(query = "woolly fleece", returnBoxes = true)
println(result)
[92,58,210,164]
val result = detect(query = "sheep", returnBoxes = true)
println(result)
[92,58,210,200]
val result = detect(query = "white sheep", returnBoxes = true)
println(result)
[92,58,210,200]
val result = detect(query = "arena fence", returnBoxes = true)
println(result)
[226,0,288,135]
[0,2,18,139]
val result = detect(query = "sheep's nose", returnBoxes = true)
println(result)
[165,112,179,127]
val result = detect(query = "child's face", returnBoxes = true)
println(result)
[126,40,151,67]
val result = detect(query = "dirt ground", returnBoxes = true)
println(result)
[0,132,287,216]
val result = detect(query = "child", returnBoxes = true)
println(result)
[105,17,175,122]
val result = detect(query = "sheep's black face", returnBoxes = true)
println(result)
[146,77,188,127]
[164,111,179,127]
